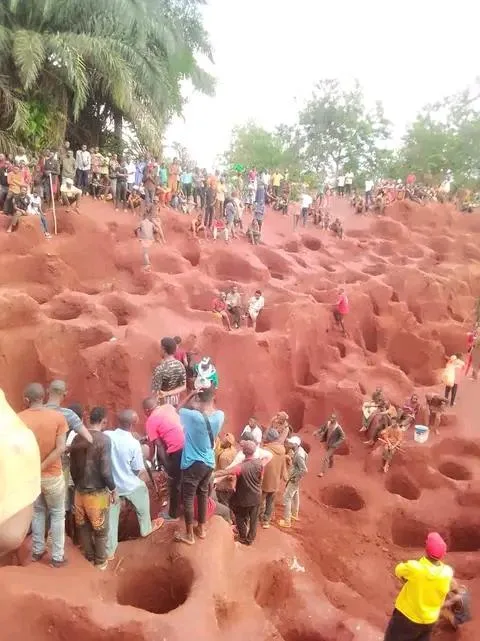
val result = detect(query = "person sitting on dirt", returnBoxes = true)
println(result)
[330,217,344,239]
[135,211,164,271]
[27,187,51,238]
[215,439,270,545]
[425,393,448,435]
[333,287,349,336]
[151,336,187,406]
[378,419,403,473]
[127,185,142,212]
[397,393,421,431]
[384,532,453,641]
[60,178,82,212]
[69,407,117,570]
[440,582,472,630]
[355,197,364,215]
[193,483,232,525]
[313,202,323,227]
[6,185,30,234]
[193,356,219,390]
[191,211,206,238]
[248,289,265,331]
[175,387,225,545]
[247,217,261,245]
[105,409,164,561]
[313,413,346,477]
[360,387,385,432]
[212,291,232,330]
[278,436,308,529]
[226,284,242,329]
[362,399,393,446]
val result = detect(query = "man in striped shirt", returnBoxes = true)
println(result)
[151,337,187,406]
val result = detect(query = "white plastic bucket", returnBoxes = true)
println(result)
[414,425,429,444]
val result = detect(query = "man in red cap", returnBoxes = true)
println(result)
[384,532,453,640]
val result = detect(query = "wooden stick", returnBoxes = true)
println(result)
[49,173,57,235]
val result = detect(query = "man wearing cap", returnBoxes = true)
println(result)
[279,435,308,528]
[214,439,270,546]
[384,532,453,641]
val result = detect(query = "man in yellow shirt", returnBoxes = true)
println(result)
[384,532,453,640]
[271,170,283,197]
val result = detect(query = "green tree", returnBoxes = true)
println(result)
[0,0,214,154]
[225,121,300,173]
[298,79,391,179]
[396,81,480,186]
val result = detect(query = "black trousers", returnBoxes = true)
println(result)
[204,205,214,228]
[182,183,192,198]
[76,169,90,193]
[232,504,260,545]
[166,449,183,518]
[215,489,234,507]
[384,609,434,641]
[444,384,457,406]
[181,461,212,526]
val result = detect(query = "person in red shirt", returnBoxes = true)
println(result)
[333,287,349,336]
[212,291,232,331]
[173,336,188,367]
[143,398,185,520]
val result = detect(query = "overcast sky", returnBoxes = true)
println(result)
[165,0,479,169]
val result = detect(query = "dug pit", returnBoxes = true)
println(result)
[116,557,194,614]
[386,471,421,500]
[438,460,472,481]
[321,485,365,511]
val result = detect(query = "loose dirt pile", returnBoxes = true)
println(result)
[0,199,478,640]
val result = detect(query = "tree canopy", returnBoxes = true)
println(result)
[224,122,301,175]
[224,78,480,189]
[0,0,214,154]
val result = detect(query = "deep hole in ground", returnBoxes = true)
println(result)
[254,560,294,610]
[281,630,328,641]
[391,512,433,548]
[438,460,472,481]
[386,471,421,500]
[116,558,194,614]
[448,521,480,552]
[321,485,365,511]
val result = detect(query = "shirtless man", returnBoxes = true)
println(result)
[378,420,403,473]
[247,218,261,245]
[426,393,448,435]
[191,211,206,239]
[135,212,165,270]
[212,291,232,331]
[330,218,344,239]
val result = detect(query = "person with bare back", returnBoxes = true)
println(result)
[135,211,165,271]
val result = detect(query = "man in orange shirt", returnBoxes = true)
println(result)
[168,158,180,193]
[19,383,68,567]
[4,164,25,215]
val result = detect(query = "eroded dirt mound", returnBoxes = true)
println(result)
[0,199,479,640]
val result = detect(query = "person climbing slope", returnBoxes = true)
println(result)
[384,532,453,641]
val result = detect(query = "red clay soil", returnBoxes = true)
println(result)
[0,197,479,640]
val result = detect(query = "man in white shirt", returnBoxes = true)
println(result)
[105,409,163,560]
[126,158,136,192]
[14,147,29,166]
[365,179,374,209]
[337,174,345,196]
[261,170,270,189]
[298,189,313,228]
[248,290,265,332]
[241,418,263,445]
[345,172,354,195]
[27,189,51,237]
[75,145,91,195]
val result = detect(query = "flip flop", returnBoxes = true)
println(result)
[143,517,164,537]
[174,532,195,546]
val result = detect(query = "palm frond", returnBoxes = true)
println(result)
[12,29,46,89]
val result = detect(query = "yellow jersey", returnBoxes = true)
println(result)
[394,557,453,624]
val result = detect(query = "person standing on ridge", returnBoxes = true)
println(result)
[151,336,187,406]
[384,532,453,641]
[313,413,345,477]
[333,287,349,336]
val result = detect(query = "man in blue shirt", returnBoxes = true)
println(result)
[175,388,224,545]
[105,409,163,560]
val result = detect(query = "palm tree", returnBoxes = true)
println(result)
[0,0,214,153]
